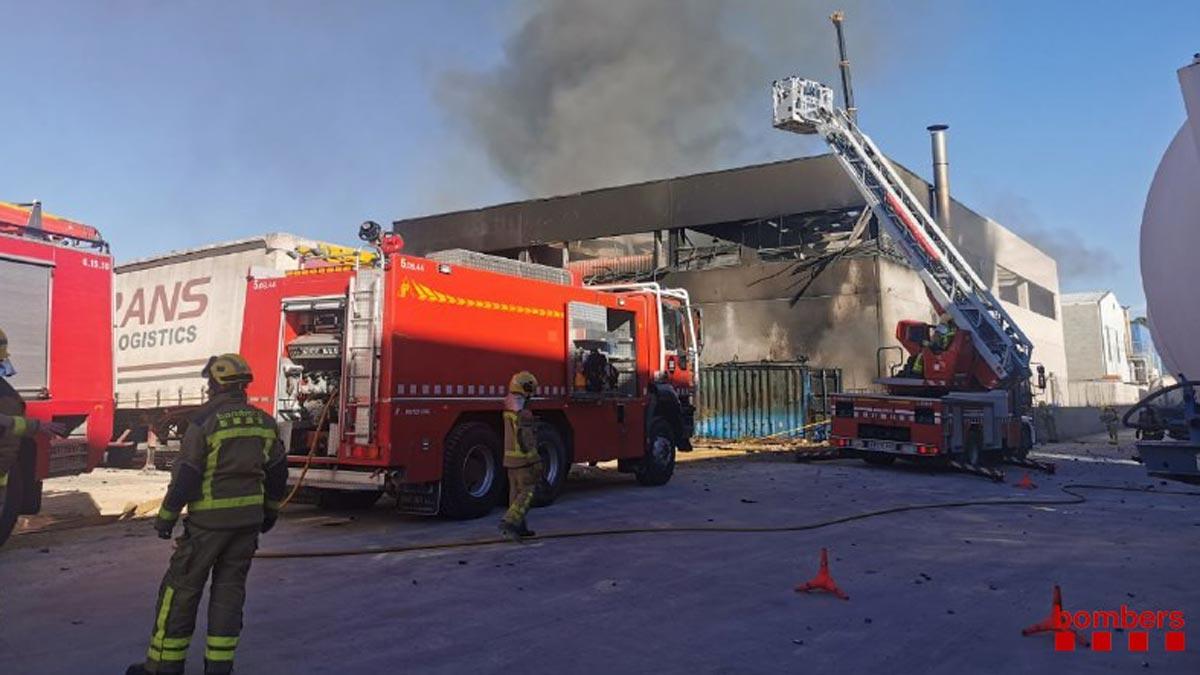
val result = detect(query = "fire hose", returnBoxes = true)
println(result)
[254,483,1200,560]
[278,387,339,510]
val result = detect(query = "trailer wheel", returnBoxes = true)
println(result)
[532,424,569,507]
[0,456,30,547]
[862,452,896,466]
[317,489,383,511]
[635,418,676,487]
[440,421,504,519]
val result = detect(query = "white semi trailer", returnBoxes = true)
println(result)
[111,233,359,466]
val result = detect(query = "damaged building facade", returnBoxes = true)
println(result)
[393,154,1070,405]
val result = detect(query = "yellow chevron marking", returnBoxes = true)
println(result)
[400,279,562,319]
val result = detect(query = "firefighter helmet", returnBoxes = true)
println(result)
[508,371,539,396]
[201,353,254,386]
[0,327,7,361]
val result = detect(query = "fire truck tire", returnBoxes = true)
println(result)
[532,424,569,507]
[440,421,505,520]
[636,418,676,487]
[0,456,30,547]
[862,453,896,466]
[316,489,383,510]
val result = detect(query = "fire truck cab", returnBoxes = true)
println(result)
[0,201,113,545]
[240,247,700,518]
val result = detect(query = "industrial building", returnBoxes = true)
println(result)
[1129,316,1166,387]
[393,152,1070,409]
[1061,290,1144,405]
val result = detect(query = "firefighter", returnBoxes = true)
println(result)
[1100,405,1120,445]
[127,354,288,675]
[909,315,956,378]
[929,314,957,352]
[500,370,542,542]
[0,328,65,510]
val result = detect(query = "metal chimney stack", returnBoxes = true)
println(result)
[927,124,951,238]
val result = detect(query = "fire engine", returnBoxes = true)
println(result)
[772,78,1047,476]
[239,231,700,517]
[0,201,113,545]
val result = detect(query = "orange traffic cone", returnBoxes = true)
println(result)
[794,548,849,600]
[1015,473,1036,490]
[1021,584,1089,647]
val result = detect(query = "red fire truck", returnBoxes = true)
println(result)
[773,78,1045,475]
[239,238,700,517]
[0,201,114,544]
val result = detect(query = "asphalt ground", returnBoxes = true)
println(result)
[3,434,1197,674]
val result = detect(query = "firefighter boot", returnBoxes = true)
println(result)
[515,522,536,538]
[498,521,523,543]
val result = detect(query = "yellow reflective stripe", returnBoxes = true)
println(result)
[0,472,7,487]
[11,416,27,436]
[190,492,264,511]
[207,635,239,648]
[148,647,188,662]
[205,648,236,661]
[262,437,272,462]
[200,426,276,506]
[158,637,190,649]
[158,506,178,521]
[150,586,175,659]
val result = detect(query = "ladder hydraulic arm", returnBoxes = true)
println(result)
[771,77,1033,386]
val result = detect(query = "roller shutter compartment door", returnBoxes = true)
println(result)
[0,257,51,393]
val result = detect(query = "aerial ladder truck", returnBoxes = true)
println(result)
[772,78,1051,479]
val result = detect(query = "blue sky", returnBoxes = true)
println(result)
[1,1,1195,313]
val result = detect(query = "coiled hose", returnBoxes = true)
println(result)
[255,483,1200,560]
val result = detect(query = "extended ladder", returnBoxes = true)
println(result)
[772,77,1033,385]
[341,268,382,445]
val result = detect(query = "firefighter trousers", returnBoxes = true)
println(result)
[503,462,542,527]
[143,522,259,675]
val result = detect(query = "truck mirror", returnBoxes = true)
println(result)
[690,306,704,351]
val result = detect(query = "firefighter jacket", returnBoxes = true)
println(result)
[932,324,957,351]
[0,378,30,485]
[502,393,540,469]
[156,390,288,530]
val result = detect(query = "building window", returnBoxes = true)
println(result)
[997,266,1022,305]
[1027,282,1056,319]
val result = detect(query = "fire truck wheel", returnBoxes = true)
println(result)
[440,421,504,519]
[862,452,895,466]
[636,418,676,487]
[0,457,29,547]
[532,424,569,507]
[316,489,383,510]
